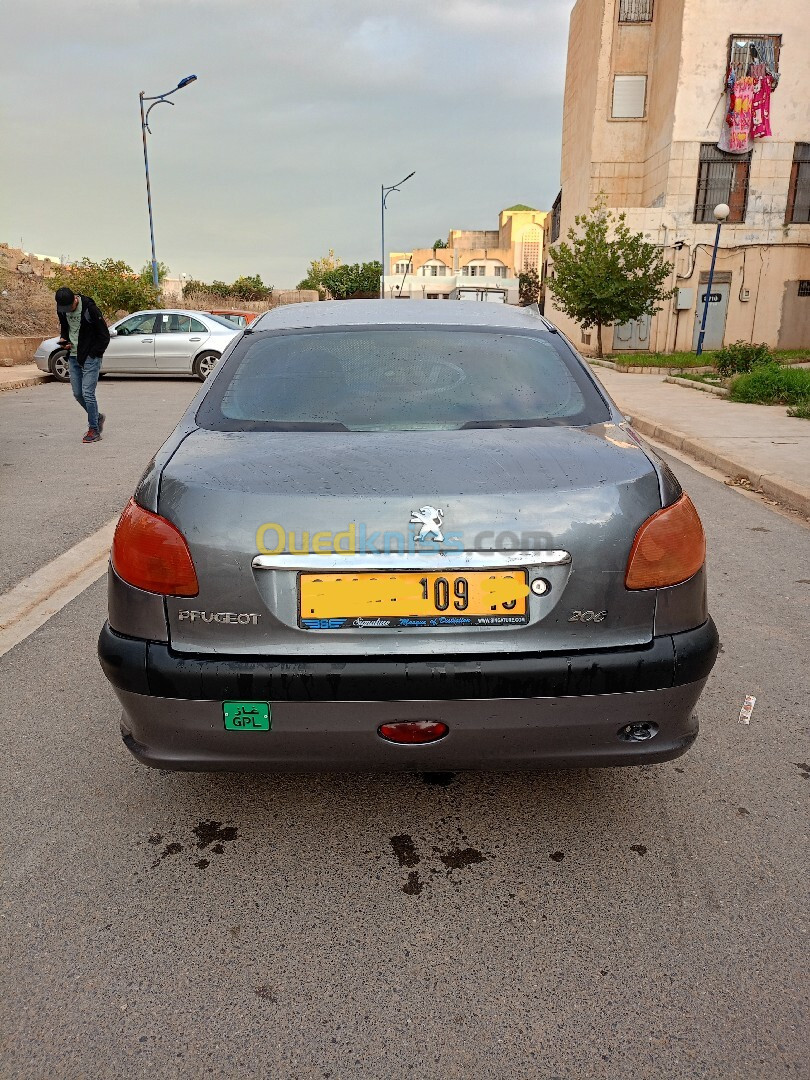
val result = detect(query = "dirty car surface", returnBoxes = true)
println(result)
[99,300,718,771]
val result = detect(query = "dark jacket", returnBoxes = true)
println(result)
[58,295,111,365]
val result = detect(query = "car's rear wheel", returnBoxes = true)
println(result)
[193,351,220,381]
[49,350,71,382]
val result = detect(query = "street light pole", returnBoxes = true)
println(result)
[695,202,730,357]
[139,75,198,290]
[380,171,415,299]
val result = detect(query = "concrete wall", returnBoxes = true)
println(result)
[0,336,46,366]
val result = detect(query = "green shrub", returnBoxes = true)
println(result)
[787,401,810,420]
[715,340,774,377]
[48,258,161,319]
[730,365,810,406]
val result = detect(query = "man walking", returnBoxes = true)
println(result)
[55,286,110,443]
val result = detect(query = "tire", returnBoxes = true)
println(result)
[49,350,71,382]
[192,351,220,381]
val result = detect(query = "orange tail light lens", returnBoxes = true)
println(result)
[625,494,706,590]
[111,498,199,596]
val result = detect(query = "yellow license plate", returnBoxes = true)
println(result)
[299,570,529,630]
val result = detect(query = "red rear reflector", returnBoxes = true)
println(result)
[625,494,706,590]
[378,721,449,745]
[111,498,199,597]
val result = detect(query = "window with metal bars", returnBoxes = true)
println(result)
[550,190,562,243]
[695,145,750,224]
[798,282,810,297]
[786,144,810,225]
[727,35,780,80]
[618,0,653,22]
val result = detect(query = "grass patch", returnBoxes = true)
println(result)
[787,401,810,420]
[729,365,810,407]
[606,348,809,369]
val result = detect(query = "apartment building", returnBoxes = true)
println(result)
[384,206,547,304]
[546,0,809,353]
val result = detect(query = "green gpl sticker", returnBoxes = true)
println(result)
[223,701,271,731]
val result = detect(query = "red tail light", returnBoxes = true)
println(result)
[378,721,449,744]
[625,494,706,590]
[111,498,199,596]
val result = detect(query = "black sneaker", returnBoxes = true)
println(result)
[83,428,101,443]
[98,413,106,433]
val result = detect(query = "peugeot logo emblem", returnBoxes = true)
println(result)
[409,506,445,543]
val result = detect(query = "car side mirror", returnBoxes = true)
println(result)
[109,328,117,337]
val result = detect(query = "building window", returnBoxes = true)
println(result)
[618,0,653,22]
[728,35,781,80]
[798,281,810,297]
[550,190,561,243]
[695,144,750,223]
[430,266,438,276]
[786,144,810,224]
[461,266,469,276]
[493,266,507,278]
[612,75,646,119]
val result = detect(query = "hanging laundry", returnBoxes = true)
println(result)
[718,76,755,154]
[751,72,773,138]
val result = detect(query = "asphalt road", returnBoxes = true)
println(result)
[1,380,808,1080]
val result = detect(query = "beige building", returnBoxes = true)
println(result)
[385,207,547,304]
[546,0,809,353]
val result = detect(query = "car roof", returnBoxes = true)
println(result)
[250,300,556,333]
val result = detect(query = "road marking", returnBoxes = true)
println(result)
[0,518,118,657]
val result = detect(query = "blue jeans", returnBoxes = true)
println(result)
[68,356,102,431]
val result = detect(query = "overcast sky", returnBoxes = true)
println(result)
[1,0,575,287]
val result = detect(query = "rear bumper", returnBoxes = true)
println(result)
[99,619,718,771]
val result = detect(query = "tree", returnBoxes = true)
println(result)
[432,239,447,249]
[139,261,170,285]
[181,274,272,302]
[321,261,383,300]
[546,196,674,357]
[518,268,540,307]
[228,275,273,301]
[49,258,160,319]
[297,249,343,299]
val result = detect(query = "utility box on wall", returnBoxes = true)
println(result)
[675,288,694,310]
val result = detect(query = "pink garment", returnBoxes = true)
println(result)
[751,74,773,138]
[718,76,755,154]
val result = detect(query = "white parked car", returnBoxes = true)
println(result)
[34,309,241,382]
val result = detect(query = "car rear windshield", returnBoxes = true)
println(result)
[196,326,610,431]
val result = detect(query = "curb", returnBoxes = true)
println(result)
[664,375,730,397]
[590,359,716,376]
[627,410,810,518]
[0,373,52,393]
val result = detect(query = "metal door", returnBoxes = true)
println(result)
[154,313,210,373]
[613,314,651,351]
[692,283,730,351]
[105,312,158,372]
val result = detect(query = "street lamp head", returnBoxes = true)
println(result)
[177,75,197,89]
[713,203,730,222]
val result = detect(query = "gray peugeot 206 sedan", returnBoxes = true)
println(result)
[99,300,718,771]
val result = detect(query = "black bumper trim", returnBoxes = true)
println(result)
[98,619,718,702]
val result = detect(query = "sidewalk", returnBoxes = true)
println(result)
[594,366,810,517]
[0,364,51,392]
